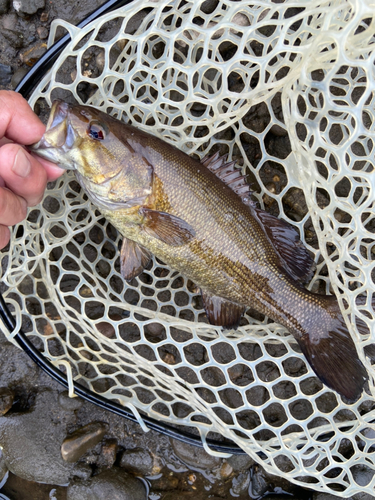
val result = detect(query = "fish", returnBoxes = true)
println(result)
[31,99,368,402]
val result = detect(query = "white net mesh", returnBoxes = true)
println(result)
[1,0,375,495]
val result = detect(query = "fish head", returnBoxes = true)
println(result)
[32,100,153,209]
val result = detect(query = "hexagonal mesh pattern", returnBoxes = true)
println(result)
[1,0,375,495]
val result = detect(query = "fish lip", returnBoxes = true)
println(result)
[30,100,74,163]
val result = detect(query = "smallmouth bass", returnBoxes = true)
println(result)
[32,100,368,402]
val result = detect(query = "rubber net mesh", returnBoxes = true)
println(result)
[1,0,375,495]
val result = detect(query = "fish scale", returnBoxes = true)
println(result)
[32,100,368,402]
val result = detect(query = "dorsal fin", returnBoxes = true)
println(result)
[201,152,254,207]
[253,208,316,283]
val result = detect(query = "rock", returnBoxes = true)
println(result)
[67,467,147,500]
[58,390,84,411]
[2,28,25,49]
[70,463,93,481]
[220,461,233,478]
[61,421,109,463]
[231,471,251,495]
[37,26,48,39]
[170,439,221,470]
[39,10,48,21]
[251,465,269,497]
[0,387,14,415]
[0,64,13,88]
[97,438,117,469]
[120,448,159,476]
[11,67,28,88]
[0,0,10,15]
[226,454,254,472]
[0,389,74,485]
[13,0,45,16]
[0,449,8,484]
[20,42,47,66]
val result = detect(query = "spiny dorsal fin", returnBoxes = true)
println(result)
[201,289,245,329]
[201,152,254,207]
[253,208,316,283]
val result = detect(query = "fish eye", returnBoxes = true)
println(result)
[88,121,106,141]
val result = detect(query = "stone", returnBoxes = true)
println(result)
[219,461,233,478]
[120,448,159,476]
[0,0,10,15]
[39,10,48,21]
[97,438,118,469]
[11,67,28,89]
[58,390,84,411]
[0,389,74,485]
[170,439,221,470]
[2,28,25,49]
[20,42,47,66]
[0,449,8,484]
[67,467,147,500]
[13,0,45,16]
[70,463,93,481]
[226,454,254,472]
[0,387,14,415]
[231,471,251,495]
[61,421,109,463]
[37,26,48,39]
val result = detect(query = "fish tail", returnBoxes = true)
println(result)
[296,296,368,402]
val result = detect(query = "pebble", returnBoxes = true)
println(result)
[13,0,45,16]
[97,438,118,469]
[20,42,47,66]
[61,421,109,463]
[58,390,84,411]
[219,461,233,478]
[70,463,92,481]
[36,26,48,39]
[67,467,147,500]
[0,387,14,415]
[171,439,221,470]
[2,28,25,49]
[11,67,28,88]
[0,0,10,14]
[120,448,159,476]
[231,471,251,495]
[39,10,47,21]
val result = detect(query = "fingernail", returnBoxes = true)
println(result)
[12,149,31,178]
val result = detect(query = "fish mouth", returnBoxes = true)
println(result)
[30,100,76,167]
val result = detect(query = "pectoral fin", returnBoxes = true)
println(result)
[201,290,245,329]
[140,207,195,246]
[120,237,152,280]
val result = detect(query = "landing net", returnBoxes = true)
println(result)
[1,0,375,495]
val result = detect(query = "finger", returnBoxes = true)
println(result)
[0,91,45,145]
[0,143,47,207]
[0,187,27,226]
[0,225,10,250]
[29,154,65,182]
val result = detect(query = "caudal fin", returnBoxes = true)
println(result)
[297,297,368,402]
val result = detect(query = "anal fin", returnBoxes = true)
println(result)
[120,237,152,281]
[201,290,245,329]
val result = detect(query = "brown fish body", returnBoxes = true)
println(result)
[32,101,368,401]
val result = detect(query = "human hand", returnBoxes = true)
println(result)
[0,91,63,249]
